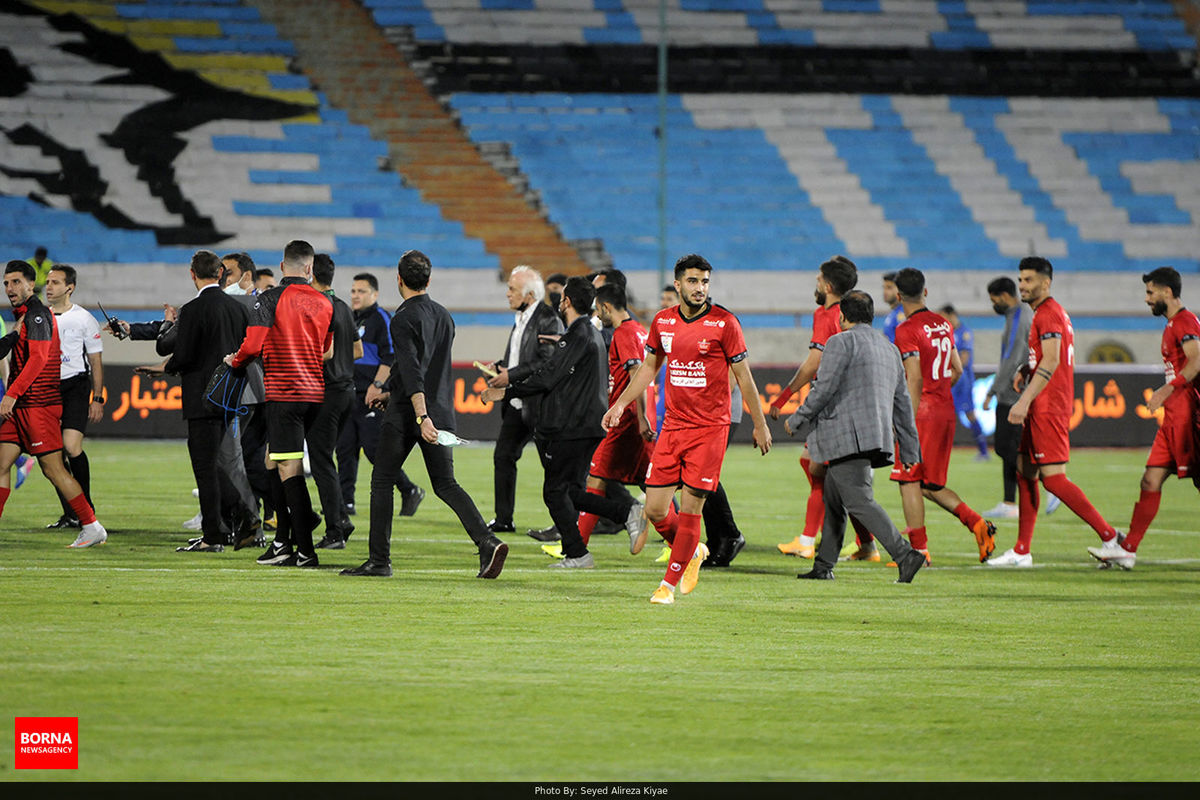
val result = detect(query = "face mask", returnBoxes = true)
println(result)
[547,290,562,310]
[224,283,247,296]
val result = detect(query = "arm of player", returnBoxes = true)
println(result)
[769,347,821,419]
[949,346,964,387]
[1149,338,1200,412]
[902,354,923,417]
[731,358,772,455]
[603,351,662,431]
[87,352,104,423]
[3,328,51,415]
[1009,335,1060,425]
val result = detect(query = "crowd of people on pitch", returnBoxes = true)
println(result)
[4,245,1192,598]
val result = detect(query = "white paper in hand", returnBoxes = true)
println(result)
[435,430,470,447]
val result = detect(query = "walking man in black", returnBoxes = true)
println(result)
[341,250,508,579]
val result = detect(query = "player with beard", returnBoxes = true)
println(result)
[1090,267,1200,570]
[603,254,772,604]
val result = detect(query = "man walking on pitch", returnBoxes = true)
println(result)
[342,250,507,579]
[1091,267,1200,570]
[982,277,1032,520]
[0,261,106,547]
[988,257,1121,567]
[603,254,772,604]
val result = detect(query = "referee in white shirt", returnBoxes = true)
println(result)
[43,265,104,528]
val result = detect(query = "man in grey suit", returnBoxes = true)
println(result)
[784,290,927,583]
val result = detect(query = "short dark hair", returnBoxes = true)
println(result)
[674,253,712,280]
[283,240,315,269]
[353,272,379,292]
[254,268,274,281]
[661,284,677,295]
[221,251,255,274]
[48,264,77,287]
[1019,256,1053,279]
[398,249,431,290]
[939,304,957,317]
[545,272,568,287]
[1143,266,1182,298]
[595,282,626,310]
[820,256,858,297]
[6,260,36,281]
[987,276,1017,297]
[563,275,596,315]
[312,253,335,286]
[882,271,897,283]
[841,290,874,324]
[597,268,627,290]
[34,247,47,260]
[893,267,925,299]
[191,250,222,280]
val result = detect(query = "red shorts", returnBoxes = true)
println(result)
[890,412,954,489]
[590,422,654,485]
[1146,407,1199,477]
[1020,411,1071,465]
[646,425,728,492]
[0,404,64,456]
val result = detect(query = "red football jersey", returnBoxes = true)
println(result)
[7,296,62,408]
[1162,307,1200,414]
[608,317,649,431]
[1027,296,1075,417]
[894,308,956,416]
[810,302,841,350]
[645,302,747,431]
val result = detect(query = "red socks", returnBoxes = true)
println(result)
[800,458,824,538]
[907,526,928,550]
[1015,474,1039,554]
[1041,473,1115,540]
[663,512,702,588]
[1125,489,1160,553]
[0,486,9,518]
[953,502,983,533]
[653,502,679,544]
[67,492,97,526]
[577,486,604,545]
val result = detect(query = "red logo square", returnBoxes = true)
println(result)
[14,717,78,769]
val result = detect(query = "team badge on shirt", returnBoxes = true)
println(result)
[697,339,710,355]
[660,332,673,353]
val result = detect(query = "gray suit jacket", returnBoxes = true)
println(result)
[786,323,920,467]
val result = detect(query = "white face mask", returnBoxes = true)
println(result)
[224,283,247,296]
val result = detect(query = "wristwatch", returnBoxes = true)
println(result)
[415,414,427,426]
[93,395,105,405]
[372,380,385,389]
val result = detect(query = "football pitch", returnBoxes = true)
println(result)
[1,440,1198,782]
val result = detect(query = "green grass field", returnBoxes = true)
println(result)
[1,440,1198,781]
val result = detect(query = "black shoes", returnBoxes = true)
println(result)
[340,560,393,577]
[896,549,926,584]
[317,521,353,549]
[477,536,508,579]
[703,533,747,568]
[798,567,835,580]
[256,541,293,565]
[399,486,425,517]
[315,534,345,550]
[526,524,560,542]
[176,540,224,552]
[295,551,319,568]
[487,519,516,534]
[232,516,263,551]
[47,515,82,530]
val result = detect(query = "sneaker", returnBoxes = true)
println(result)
[541,543,565,559]
[67,523,107,549]
[1088,536,1135,570]
[295,551,319,569]
[1045,493,1062,515]
[275,553,299,567]
[896,549,926,584]
[486,519,516,534]
[843,543,880,562]
[983,502,1020,520]
[263,516,276,532]
[650,585,675,605]
[315,534,345,550]
[987,548,1033,568]
[626,503,648,554]
[175,539,222,552]
[477,537,508,579]
[399,486,425,517]
[182,512,203,531]
[972,519,998,563]
[526,524,560,542]
[46,515,81,530]
[547,552,594,569]
[703,533,746,568]
[778,537,815,558]
[340,560,392,577]
[256,541,294,565]
[679,543,709,595]
[654,546,671,563]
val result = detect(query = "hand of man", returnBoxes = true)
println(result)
[0,395,15,420]
[769,405,782,420]
[1147,384,1174,413]
[223,352,236,367]
[637,413,655,442]
[163,303,178,323]
[1007,400,1029,425]
[480,387,505,404]
[753,423,772,455]
[134,364,165,377]
[537,334,561,344]
[420,417,438,443]
[487,366,510,388]
[365,385,383,408]
[601,402,626,432]
[983,391,995,410]
[783,417,793,437]
[88,399,104,423]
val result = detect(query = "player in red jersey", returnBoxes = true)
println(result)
[571,282,652,553]
[1091,267,1200,570]
[0,260,106,547]
[770,256,877,560]
[602,254,771,604]
[887,268,996,563]
[988,257,1120,567]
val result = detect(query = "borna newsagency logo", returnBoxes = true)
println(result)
[14,717,78,769]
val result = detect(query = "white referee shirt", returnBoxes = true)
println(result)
[55,303,103,380]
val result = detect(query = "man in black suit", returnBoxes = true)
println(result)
[482,265,563,534]
[153,250,250,552]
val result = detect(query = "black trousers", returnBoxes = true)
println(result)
[307,387,354,533]
[240,404,270,517]
[537,436,603,559]
[186,417,226,546]
[367,412,489,564]
[337,395,416,507]
[702,422,743,544]
[492,403,536,525]
[994,402,1021,503]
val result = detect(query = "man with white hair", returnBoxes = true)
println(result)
[483,266,565,534]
